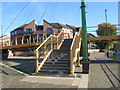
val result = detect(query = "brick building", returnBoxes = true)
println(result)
[10,20,84,56]
[10,20,44,45]
[0,35,10,47]
[43,20,77,39]
[10,20,78,46]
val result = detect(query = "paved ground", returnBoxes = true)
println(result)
[1,52,119,89]
[2,75,78,88]
[0,60,88,89]
[0,57,36,74]
[89,52,120,88]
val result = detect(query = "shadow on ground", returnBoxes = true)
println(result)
[90,60,117,64]
[3,58,36,74]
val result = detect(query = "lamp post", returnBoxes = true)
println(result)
[0,25,3,46]
[105,9,108,35]
[81,0,89,74]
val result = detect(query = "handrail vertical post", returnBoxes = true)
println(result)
[70,49,74,75]
[77,51,80,66]
[51,36,53,50]
[57,36,58,50]
[44,44,46,58]
[35,50,39,73]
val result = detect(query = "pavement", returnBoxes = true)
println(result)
[0,60,89,89]
[1,52,119,89]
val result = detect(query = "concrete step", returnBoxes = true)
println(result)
[47,59,70,61]
[38,39,73,76]
[45,61,70,64]
[43,64,70,67]
[39,69,70,74]
[42,66,70,70]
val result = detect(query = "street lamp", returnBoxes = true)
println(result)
[81,0,90,74]
[105,9,108,35]
[0,25,3,46]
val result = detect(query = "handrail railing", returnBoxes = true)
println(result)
[70,28,82,75]
[35,35,53,73]
[35,30,64,73]
[52,30,64,50]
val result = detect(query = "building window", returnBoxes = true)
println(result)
[46,28,53,36]
[11,39,15,45]
[26,29,32,32]
[70,30,73,33]
[58,29,61,33]
[25,29,32,34]
[11,31,16,36]
[18,30,23,34]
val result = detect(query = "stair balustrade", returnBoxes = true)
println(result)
[70,28,82,75]
[35,31,64,73]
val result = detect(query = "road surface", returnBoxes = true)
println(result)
[88,52,120,88]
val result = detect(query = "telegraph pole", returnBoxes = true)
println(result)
[81,0,89,74]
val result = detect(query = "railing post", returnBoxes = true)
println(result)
[70,49,74,75]
[51,36,53,50]
[35,50,39,73]
[56,37,58,50]
[77,51,80,66]
[44,44,46,58]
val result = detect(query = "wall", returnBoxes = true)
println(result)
[24,20,38,32]
[62,28,73,39]
[0,35,10,46]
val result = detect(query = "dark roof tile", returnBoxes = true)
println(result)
[50,23,61,28]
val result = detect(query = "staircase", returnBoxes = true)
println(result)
[36,39,73,76]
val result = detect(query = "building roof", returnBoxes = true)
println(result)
[87,33,95,37]
[58,23,71,29]
[66,24,77,30]
[43,19,74,29]
[18,24,28,28]
[0,35,10,38]
[50,23,62,28]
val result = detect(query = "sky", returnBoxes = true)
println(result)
[0,1,118,36]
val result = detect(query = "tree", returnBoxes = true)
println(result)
[96,23,117,52]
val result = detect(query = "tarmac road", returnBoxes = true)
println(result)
[88,52,120,88]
